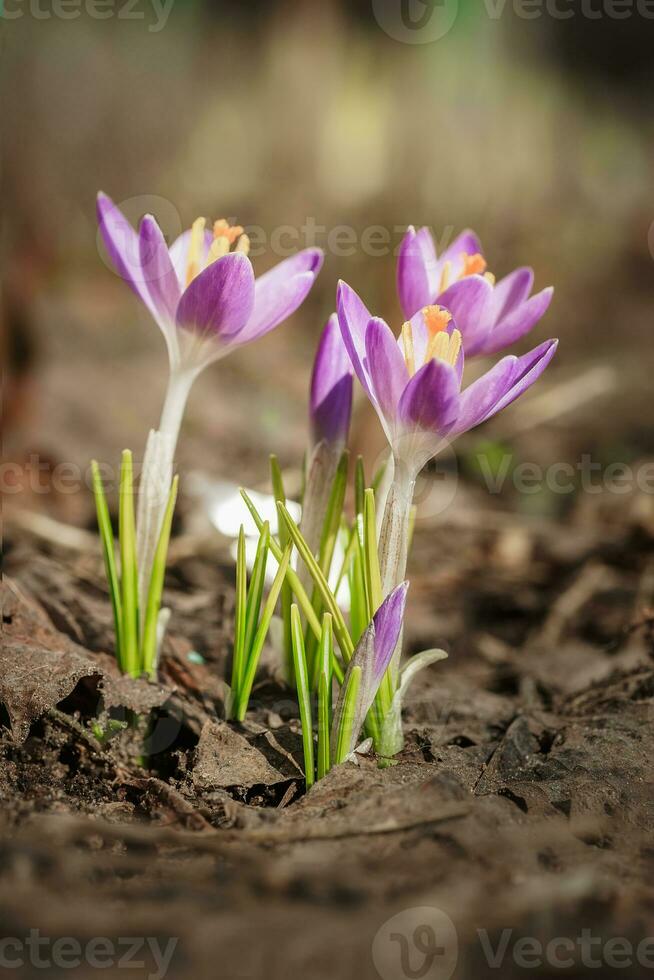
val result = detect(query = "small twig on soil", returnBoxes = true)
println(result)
[21,803,470,856]
[7,511,98,552]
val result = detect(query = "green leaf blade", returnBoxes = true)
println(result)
[290,604,315,790]
[119,450,139,677]
[141,475,179,680]
[91,460,122,670]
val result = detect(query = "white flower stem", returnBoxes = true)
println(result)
[136,369,194,623]
[378,457,415,601]
[299,440,342,594]
[157,368,195,443]
[376,456,415,754]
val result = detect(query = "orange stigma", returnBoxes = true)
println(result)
[213,219,244,245]
[461,252,487,277]
[423,305,452,337]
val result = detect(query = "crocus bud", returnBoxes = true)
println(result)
[309,314,353,449]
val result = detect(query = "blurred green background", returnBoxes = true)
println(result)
[4,0,654,524]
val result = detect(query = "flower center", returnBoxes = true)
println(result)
[438,251,496,293]
[185,216,250,286]
[401,305,462,376]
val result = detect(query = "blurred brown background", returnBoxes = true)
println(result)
[4,0,654,528]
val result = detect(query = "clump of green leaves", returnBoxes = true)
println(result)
[91,450,178,679]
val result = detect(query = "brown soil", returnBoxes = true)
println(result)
[2,496,654,980]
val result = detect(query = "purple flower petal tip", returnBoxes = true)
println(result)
[310,314,354,447]
[371,582,409,683]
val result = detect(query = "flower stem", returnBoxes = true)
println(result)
[299,440,342,594]
[136,369,194,620]
[375,458,415,752]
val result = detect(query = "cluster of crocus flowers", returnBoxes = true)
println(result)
[95,192,323,671]
[94,198,558,773]
[329,229,556,752]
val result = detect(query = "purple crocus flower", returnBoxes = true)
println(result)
[397,226,553,357]
[309,314,354,450]
[337,280,557,477]
[97,192,324,375]
[331,581,408,760]
[97,191,323,619]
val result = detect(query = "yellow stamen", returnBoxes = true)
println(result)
[484,271,496,286]
[186,217,207,286]
[401,321,415,376]
[206,236,231,263]
[426,331,449,364]
[235,233,250,256]
[425,327,462,368]
[423,304,452,337]
[447,328,462,367]
[439,260,452,294]
[461,252,487,277]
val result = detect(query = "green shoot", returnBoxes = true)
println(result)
[316,613,333,780]
[141,475,179,679]
[233,545,292,721]
[270,456,294,682]
[119,450,139,677]
[239,489,323,645]
[91,460,123,671]
[290,604,315,789]
[334,666,362,765]
[92,451,179,681]
[277,502,353,666]
[231,525,248,694]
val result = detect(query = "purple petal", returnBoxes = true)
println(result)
[237,248,323,345]
[331,581,409,758]
[168,227,213,291]
[371,581,409,685]
[397,226,439,319]
[492,267,534,321]
[97,192,155,315]
[365,317,409,433]
[138,215,182,323]
[452,355,518,435]
[336,280,376,400]
[485,339,558,419]
[480,287,554,356]
[436,275,495,356]
[310,314,353,447]
[439,229,484,279]
[175,252,255,339]
[398,358,460,436]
